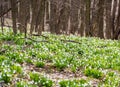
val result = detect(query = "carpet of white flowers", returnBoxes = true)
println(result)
[0,29,120,87]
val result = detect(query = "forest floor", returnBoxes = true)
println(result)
[0,28,120,87]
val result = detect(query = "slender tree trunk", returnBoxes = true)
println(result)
[70,0,79,34]
[89,0,95,36]
[30,0,36,34]
[49,1,57,34]
[111,0,116,38]
[56,0,70,34]
[35,0,45,35]
[113,0,120,39]
[78,0,85,36]
[85,0,91,36]
[18,0,30,33]
[97,0,104,38]
[10,0,17,34]
[104,0,112,39]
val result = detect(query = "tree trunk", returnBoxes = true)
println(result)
[113,0,120,39]
[35,0,45,35]
[97,0,104,38]
[49,1,57,34]
[104,0,112,39]
[70,0,79,34]
[18,0,30,33]
[85,0,91,36]
[10,0,17,34]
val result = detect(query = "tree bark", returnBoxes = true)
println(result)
[85,0,91,36]
[10,0,17,34]
[104,0,112,39]
[113,0,120,39]
[18,0,30,33]
[70,0,79,34]
[97,0,104,38]
[49,1,57,34]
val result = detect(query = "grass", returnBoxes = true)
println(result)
[59,79,90,87]
[84,68,103,79]
[0,28,120,87]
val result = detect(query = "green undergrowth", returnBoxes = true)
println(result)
[59,79,90,87]
[0,28,120,87]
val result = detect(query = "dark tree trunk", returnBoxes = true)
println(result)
[85,0,91,36]
[10,0,17,34]
[49,1,57,34]
[97,0,104,38]
[18,0,30,33]
[70,0,79,34]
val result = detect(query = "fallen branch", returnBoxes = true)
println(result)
[27,38,49,43]
[15,37,49,43]
[61,39,81,44]
[32,34,49,39]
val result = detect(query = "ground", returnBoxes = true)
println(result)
[0,28,120,87]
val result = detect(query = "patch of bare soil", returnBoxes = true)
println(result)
[22,63,100,87]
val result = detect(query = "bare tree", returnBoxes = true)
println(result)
[1,0,120,39]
